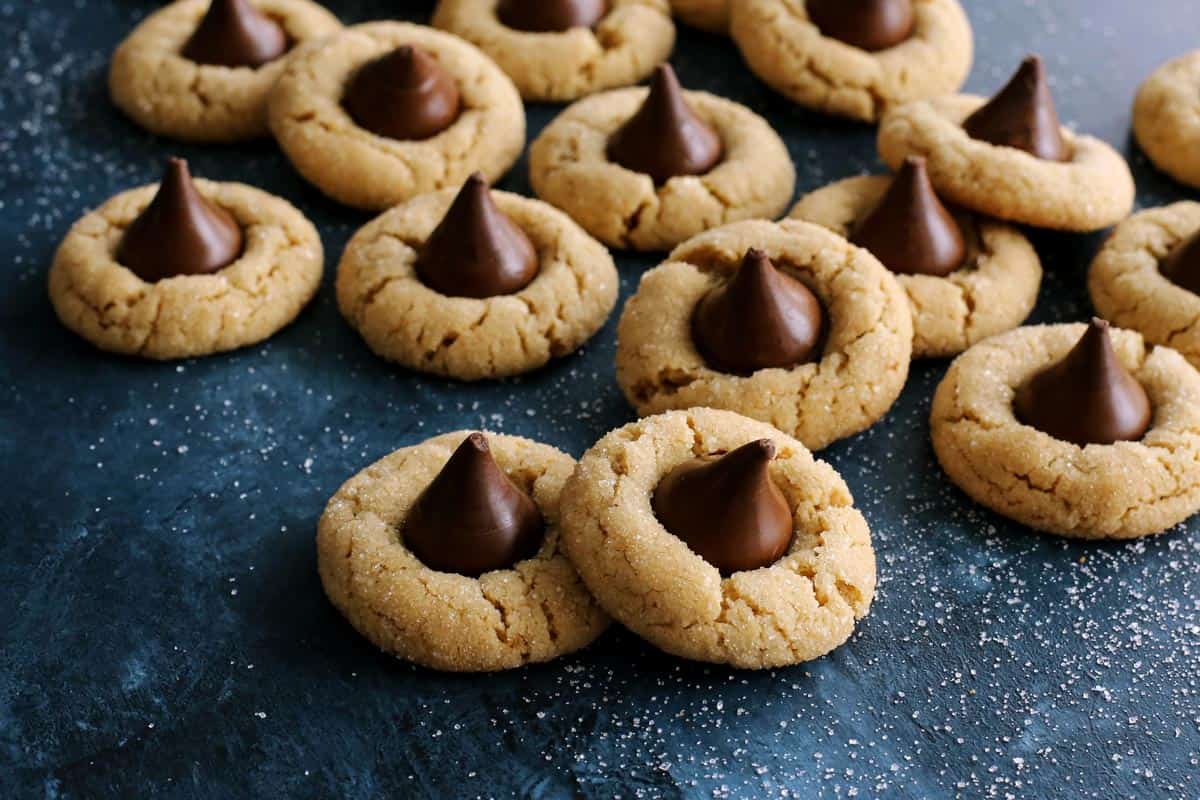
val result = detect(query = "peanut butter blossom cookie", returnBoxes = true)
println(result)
[790,157,1041,358]
[318,431,609,671]
[530,65,795,251]
[432,0,675,102]
[560,408,876,669]
[878,55,1135,231]
[109,0,341,142]
[337,173,619,381]
[1133,51,1200,189]
[268,22,525,211]
[931,320,1200,539]
[730,0,973,122]
[49,159,323,360]
[615,219,912,451]
[669,0,729,34]
[1089,202,1200,371]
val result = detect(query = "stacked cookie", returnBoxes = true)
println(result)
[51,1,1200,673]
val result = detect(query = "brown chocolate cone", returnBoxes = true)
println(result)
[415,173,539,298]
[1014,319,1152,446]
[1160,229,1200,295]
[117,158,244,283]
[693,249,825,374]
[606,65,723,184]
[806,0,915,52]
[851,156,966,277]
[652,440,794,575]
[963,55,1068,162]
[497,0,607,32]
[182,0,289,68]
[343,45,461,141]
[403,433,545,577]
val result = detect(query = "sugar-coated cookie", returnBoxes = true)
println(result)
[560,408,876,669]
[1133,51,1200,189]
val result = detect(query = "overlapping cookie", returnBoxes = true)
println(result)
[530,65,795,251]
[791,157,1041,358]
[110,0,342,142]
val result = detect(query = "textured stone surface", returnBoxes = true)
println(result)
[2,1,1199,798]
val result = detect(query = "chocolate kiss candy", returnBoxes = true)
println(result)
[182,0,289,68]
[963,55,1068,162]
[343,45,461,141]
[606,64,723,184]
[1014,319,1152,446]
[652,440,794,575]
[497,0,607,32]
[415,173,539,298]
[851,156,966,277]
[693,249,824,374]
[1160,229,1200,295]
[806,0,915,52]
[117,158,244,282]
[403,433,545,577]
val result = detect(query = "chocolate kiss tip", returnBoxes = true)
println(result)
[807,0,915,52]
[403,432,545,577]
[343,44,461,142]
[1013,318,1152,446]
[651,439,793,575]
[963,53,1068,162]
[605,63,723,184]
[497,0,607,33]
[693,249,825,374]
[182,0,289,69]
[851,154,965,277]
[415,172,539,299]
[117,157,243,283]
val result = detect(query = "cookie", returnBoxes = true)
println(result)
[317,431,610,672]
[529,81,795,252]
[790,173,1041,358]
[431,0,675,102]
[337,183,619,381]
[670,0,729,34]
[877,94,1135,231]
[729,0,972,123]
[559,408,876,669]
[268,22,525,211]
[930,323,1200,539]
[1133,51,1200,189]
[1089,202,1200,371]
[615,219,913,451]
[48,170,323,360]
[108,0,342,143]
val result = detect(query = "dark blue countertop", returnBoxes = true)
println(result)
[3,1,1199,797]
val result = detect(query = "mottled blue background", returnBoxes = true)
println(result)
[3,1,1199,798]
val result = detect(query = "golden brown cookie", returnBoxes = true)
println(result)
[1134,51,1200,189]
[730,0,972,122]
[431,0,675,102]
[318,431,610,672]
[670,0,729,33]
[1089,202,1200,370]
[529,86,795,252]
[268,22,525,211]
[48,177,323,360]
[337,187,619,381]
[109,0,342,143]
[790,174,1041,358]
[559,408,876,669]
[877,95,1135,231]
[615,219,913,450]
[931,323,1200,539]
